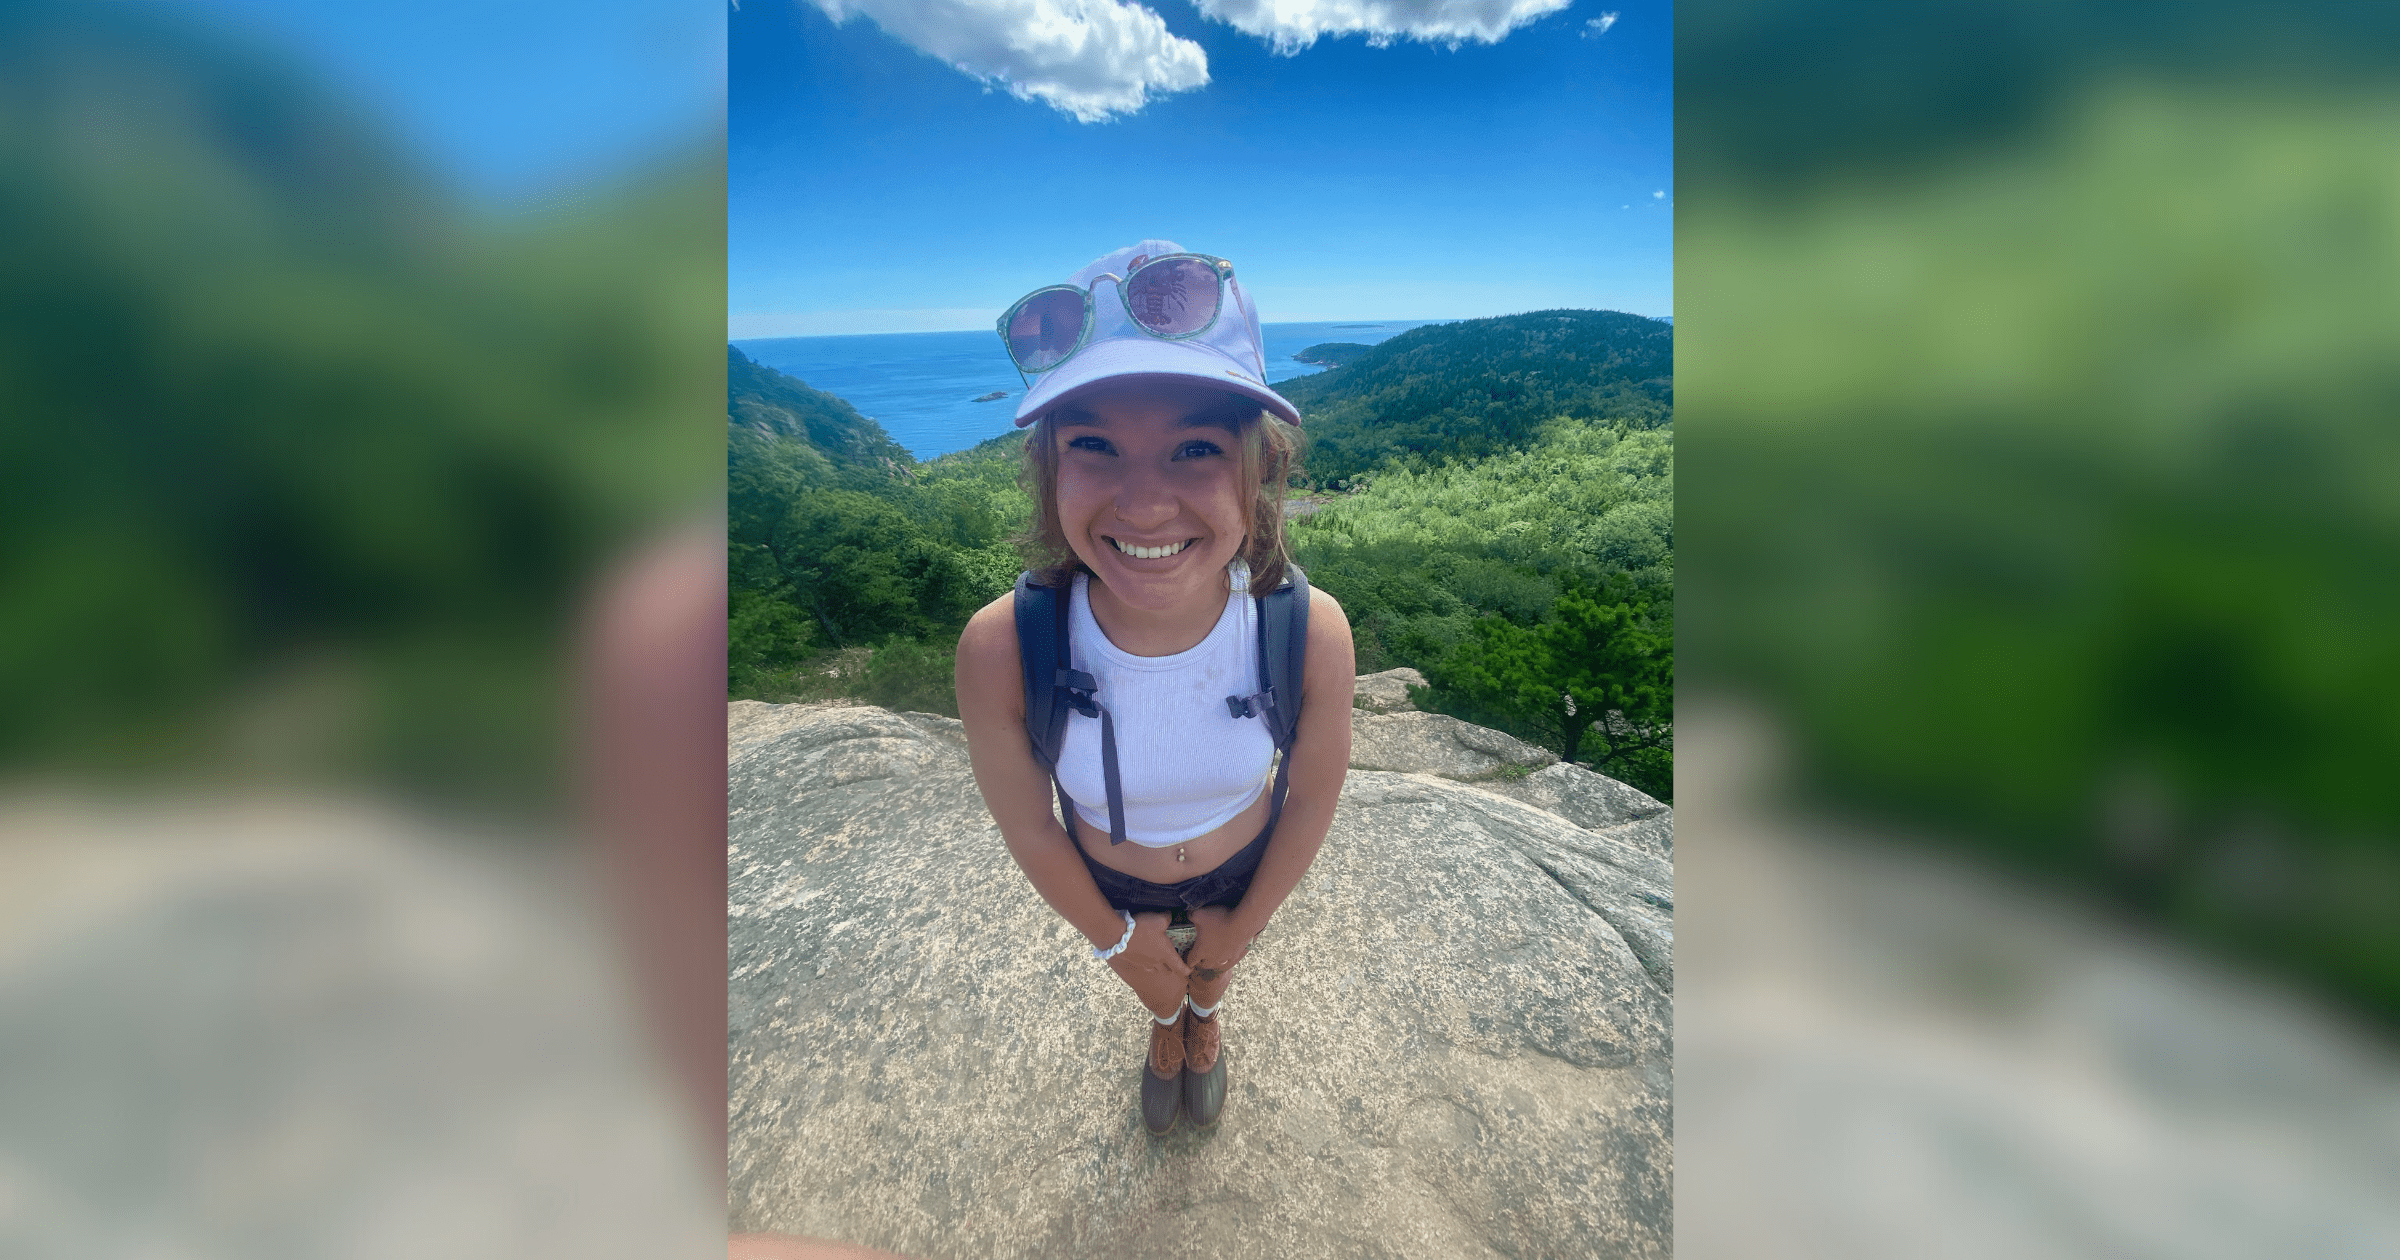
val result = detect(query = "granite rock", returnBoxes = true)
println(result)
[728,692,1672,1260]
[1489,761,1676,859]
[1350,666,1429,714]
[1347,710,1559,783]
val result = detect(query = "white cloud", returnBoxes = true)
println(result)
[809,0,1208,122]
[1581,11,1617,38]
[1653,189,1664,198]
[1193,0,1575,54]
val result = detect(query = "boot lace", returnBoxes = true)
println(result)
[1183,1011,1220,1072]
[1149,1017,1185,1076]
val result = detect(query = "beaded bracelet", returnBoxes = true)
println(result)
[1091,909,1137,962]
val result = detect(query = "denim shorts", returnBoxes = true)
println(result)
[1078,821,1276,916]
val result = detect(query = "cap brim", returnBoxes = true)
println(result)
[1012,335,1300,427]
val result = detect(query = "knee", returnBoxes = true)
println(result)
[1187,963,1233,995]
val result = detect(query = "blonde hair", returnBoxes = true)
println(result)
[1017,399,1303,593]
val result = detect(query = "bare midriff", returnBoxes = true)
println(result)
[1073,776,1274,885]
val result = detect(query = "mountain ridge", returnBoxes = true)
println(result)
[728,345,914,475]
[1275,309,1673,482]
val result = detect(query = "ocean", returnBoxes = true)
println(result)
[733,320,1448,461]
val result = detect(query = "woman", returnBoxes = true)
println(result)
[955,241,1353,1136]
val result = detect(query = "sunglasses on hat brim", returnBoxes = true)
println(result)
[996,253,1235,381]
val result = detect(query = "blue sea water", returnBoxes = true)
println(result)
[733,320,1447,461]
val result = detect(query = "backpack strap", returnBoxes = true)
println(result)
[1012,571,1129,845]
[1224,564,1310,829]
[1012,572,1067,770]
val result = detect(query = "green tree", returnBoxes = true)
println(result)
[1426,583,1673,799]
[750,490,978,648]
[860,634,963,716]
[728,586,816,693]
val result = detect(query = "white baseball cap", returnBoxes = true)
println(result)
[1010,239,1302,427]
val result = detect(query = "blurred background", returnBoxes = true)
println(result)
[0,0,726,1254]
[15,0,2400,1252]
[1677,1,2400,1255]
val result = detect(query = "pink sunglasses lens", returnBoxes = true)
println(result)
[1006,290,1086,370]
[1124,258,1220,336]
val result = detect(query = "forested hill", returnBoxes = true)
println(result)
[728,350,1030,708]
[728,346,913,476]
[1279,310,1673,482]
[1293,341,1373,367]
[726,328,1673,802]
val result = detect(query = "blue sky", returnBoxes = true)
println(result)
[200,0,723,204]
[731,0,1671,336]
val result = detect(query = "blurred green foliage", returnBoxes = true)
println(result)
[0,1,719,801]
[1276,310,1672,484]
[1680,0,2400,195]
[1682,73,2400,1014]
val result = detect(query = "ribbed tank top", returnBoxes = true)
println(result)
[1054,562,1277,846]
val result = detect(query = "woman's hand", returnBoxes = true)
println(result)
[1184,905,1257,981]
[1105,911,1191,988]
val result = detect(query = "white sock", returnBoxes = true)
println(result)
[1188,999,1219,1020]
[1154,997,1187,1025]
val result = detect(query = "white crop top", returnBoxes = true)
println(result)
[1053,562,1278,847]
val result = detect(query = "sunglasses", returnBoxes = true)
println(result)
[996,253,1236,379]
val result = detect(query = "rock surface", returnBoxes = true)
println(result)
[0,800,718,1257]
[1676,701,2400,1259]
[1350,666,1428,714]
[1347,709,1559,782]
[1490,761,1676,860]
[728,689,1673,1259]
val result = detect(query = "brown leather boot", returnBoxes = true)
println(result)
[1182,1009,1225,1129]
[1142,1011,1185,1136]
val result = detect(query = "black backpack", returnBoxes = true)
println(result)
[1013,565,1309,846]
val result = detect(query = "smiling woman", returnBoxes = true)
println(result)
[954,240,1353,1138]
[1024,387,1302,606]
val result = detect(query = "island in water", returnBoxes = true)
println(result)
[971,390,1008,402]
[1292,341,1374,368]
